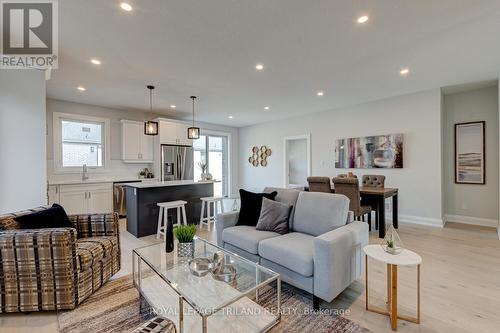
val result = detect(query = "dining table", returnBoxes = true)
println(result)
[359,187,398,239]
[304,185,399,238]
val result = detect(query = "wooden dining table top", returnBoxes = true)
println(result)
[359,187,398,196]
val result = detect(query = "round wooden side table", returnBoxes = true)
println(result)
[363,244,422,331]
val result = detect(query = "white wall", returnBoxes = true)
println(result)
[0,70,47,214]
[239,89,443,226]
[46,99,239,195]
[442,86,499,227]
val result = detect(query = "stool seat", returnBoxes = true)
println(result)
[200,196,225,202]
[157,200,188,208]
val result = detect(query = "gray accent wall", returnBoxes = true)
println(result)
[442,86,499,226]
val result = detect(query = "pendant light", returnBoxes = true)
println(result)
[188,96,200,139]
[144,85,159,136]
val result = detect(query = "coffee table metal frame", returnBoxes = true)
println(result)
[133,237,281,333]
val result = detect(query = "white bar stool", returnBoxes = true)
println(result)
[156,200,188,239]
[199,197,225,231]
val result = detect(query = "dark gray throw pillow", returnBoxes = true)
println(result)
[256,197,292,235]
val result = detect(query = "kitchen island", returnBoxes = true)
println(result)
[124,180,214,237]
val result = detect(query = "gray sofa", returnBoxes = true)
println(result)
[216,187,369,309]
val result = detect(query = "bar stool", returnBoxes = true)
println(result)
[199,197,225,231]
[157,200,187,239]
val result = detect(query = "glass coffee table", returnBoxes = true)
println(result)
[133,237,281,333]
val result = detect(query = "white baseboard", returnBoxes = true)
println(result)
[444,214,498,228]
[384,214,444,228]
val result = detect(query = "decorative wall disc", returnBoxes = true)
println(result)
[248,145,271,167]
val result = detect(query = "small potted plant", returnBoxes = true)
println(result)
[197,161,212,181]
[174,225,197,258]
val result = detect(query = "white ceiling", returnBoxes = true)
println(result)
[47,0,500,127]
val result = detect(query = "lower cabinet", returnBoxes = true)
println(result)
[56,183,113,215]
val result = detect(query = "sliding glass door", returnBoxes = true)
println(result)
[193,133,229,197]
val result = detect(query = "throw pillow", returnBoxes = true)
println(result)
[15,204,73,229]
[256,197,292,234]
[236,189,277,226]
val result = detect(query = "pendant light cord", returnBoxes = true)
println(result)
[191,96,196,127]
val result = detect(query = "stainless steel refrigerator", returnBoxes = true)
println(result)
[160,145,194,181]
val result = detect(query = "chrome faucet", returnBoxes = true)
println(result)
[82,164,89,181]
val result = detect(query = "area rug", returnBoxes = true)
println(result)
[58,275,370,333]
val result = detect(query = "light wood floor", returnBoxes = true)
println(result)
[1,220,499,333]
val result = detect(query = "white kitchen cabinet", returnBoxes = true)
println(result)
[121,120,154,163]
[159,120,193,146]
[87,187,114,214]
[58,183,113,214]
[59,190,87,214]
[47,185,59,205]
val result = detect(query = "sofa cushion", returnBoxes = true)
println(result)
[292,192,349,236]
[263,187,300,227]
[256,198,292,235]
[14,204,72,230]
[259,232,315,277]
[236,189,277,226]
[222,226,279,254]
[77,236,117,271]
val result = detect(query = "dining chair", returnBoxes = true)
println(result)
[332,177,372,230]
[361,175,386,230]
[307,176,332,193]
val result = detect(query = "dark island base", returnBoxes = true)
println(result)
[126,183,214,237]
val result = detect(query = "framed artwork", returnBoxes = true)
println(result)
[455,121,485,184]
[335,133,404,169]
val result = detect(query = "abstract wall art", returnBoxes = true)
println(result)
[455,121,485,184]
[335,133,404,169]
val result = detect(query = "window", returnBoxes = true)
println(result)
[62,120,103,167]
[193,133,229,197]
[53,112,110,172]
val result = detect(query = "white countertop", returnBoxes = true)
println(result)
[123,180,215,188]
[48,177,158,186]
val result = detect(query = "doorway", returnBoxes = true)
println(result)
[283,134,311,188]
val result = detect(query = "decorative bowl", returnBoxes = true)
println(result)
[211,264,237,283]
[188,258,215,277]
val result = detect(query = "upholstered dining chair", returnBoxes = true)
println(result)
[307,176,333,193]
[361,175,386,230]
[332,177,372,230]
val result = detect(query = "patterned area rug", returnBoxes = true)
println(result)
[58,275,370,333]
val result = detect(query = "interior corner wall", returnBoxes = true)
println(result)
[0,70,47,214]
[238,89,443,226]
[442,86,499,227]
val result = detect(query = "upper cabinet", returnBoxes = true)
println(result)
[121,120,153,163]
[159,120,193,146]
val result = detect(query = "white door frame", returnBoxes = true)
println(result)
[283,134,311,188]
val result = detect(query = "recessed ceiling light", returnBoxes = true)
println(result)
[317,91,324,96]
[264,106,270,110]
[120,2,132,11]
[400,68,410,75]
[90,59,101,65]
[357,15,369,24]
[228,116,233,119]
[170,105,176,109]
[77,86,86,91]
[255,63,264,71]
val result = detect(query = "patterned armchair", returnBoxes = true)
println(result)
[0,207,121,313]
